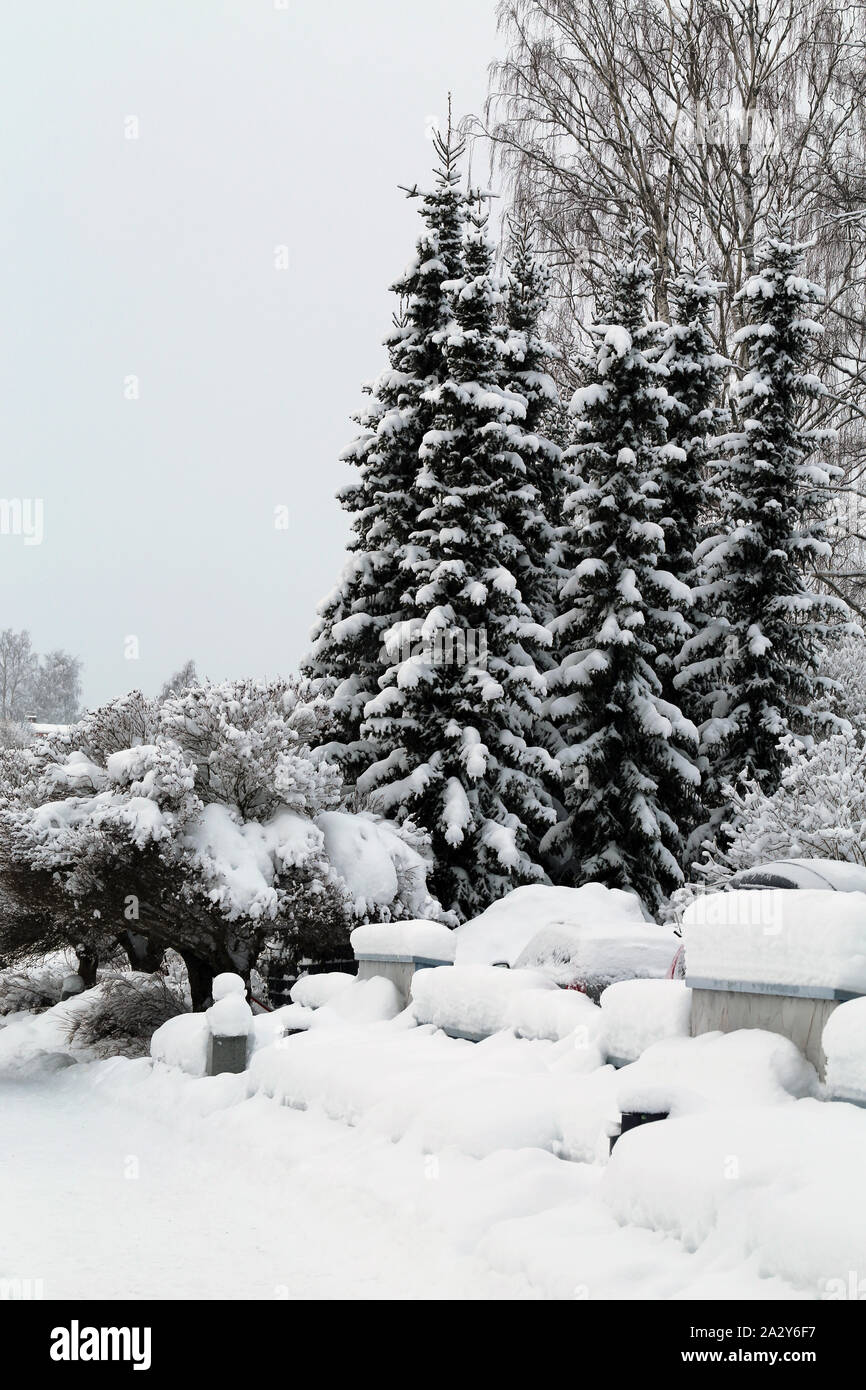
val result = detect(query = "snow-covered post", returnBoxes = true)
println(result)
[350,922,456,1007]
[205,974,253,1076]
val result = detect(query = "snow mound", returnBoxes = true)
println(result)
[614,1029,819,1118]
[151,1013,210,1077]
[350,919,456,961]
[602,1099,866,1294]
[248,1023,616,1161]
[410,964,603,1045]
[683,889,866,993]
[600,979,692,1064]
[212,973,246,1001]
[290,972,356,1010]
[823,998,866,1103]
[323,976,405,1025]
[206,993,253,1039]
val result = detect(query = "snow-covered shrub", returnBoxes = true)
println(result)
[823,633,866,731]
[672,730,866,912]
[0,678,446,1007]
[64,974,188,1059]
[0,962,66,1016]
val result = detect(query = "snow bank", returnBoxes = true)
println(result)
[600,979,692,1064]
[412,964,552,1038]
[410,964,604,1046]
[602,1099,866,1295]
[290,972,356,1009]
[0,997,83,1076]
[454,884,654,969]
[251,1004,314,1050]
[151,1013,210,1078]
[614,1030,818,1118]
[683,889,866,993]
[823,998,866,1103]
[323,976,405,1025]
[350,919,456,961]
[248,1022,617,1162]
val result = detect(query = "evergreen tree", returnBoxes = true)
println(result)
[359,203,559,920]
[303,116,468,783]
[546,247,701,914]
[659,268,730,710]
[679,228,853,822]
[498,223,565,636]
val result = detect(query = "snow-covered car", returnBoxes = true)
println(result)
[728,858,866,893]
[454,884,678,1001]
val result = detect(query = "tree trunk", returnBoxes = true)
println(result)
[117,929,164,974]
[180,950,214,1012]
[75,945,99,989]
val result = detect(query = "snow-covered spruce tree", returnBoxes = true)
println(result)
[359,203,559,920]
[659,267,730,709]
[497,222,565,636]
[678,229,854,829]
[303,118,468,784]
[546,247,701,915]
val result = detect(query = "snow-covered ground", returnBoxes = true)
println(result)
[3,1002,866,1300]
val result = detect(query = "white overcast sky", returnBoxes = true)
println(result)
[2,0,501,709]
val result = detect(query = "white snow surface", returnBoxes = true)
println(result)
[683,889,866,992]
[3,987,866,1297]
[350,919,457,961]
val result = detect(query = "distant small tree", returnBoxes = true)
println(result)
[158,658,198,703]
[0,629,82,723]
[30,649,82,723]
[0,630,37,721]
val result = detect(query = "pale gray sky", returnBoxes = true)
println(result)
[1,0,500,709]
